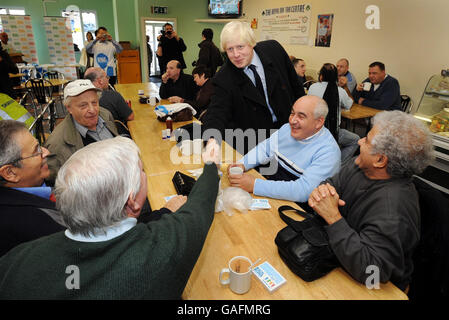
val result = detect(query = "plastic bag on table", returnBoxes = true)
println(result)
[222,187,252,216]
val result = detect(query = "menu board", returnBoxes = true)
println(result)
[259,4,312,45]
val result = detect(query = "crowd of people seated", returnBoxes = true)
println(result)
[0,21,440,300]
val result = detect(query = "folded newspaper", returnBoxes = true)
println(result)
[154,103,197,118]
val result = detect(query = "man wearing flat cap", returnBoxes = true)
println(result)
[44,79,118,185]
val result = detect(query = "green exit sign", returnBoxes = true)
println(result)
[152,6,168,14]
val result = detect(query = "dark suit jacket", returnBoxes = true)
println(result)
[202,40,305,154]
[159,73,198,102]
[0,187,65,257]
[352,75,401,110]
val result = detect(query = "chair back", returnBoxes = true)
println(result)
[401,95,411,113]
[25,78,53,104]
[408,177,449,300]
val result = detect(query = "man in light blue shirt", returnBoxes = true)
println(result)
[337,58,357,93]
[228,95,340,203]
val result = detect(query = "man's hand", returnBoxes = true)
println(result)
[356,83,364,92]
[168,96,184,103]
[308,183,344,225]
[338,76,348,87]
[358,97,365,104]
[229,173,256,193]
[202,138,221,165]
[164,195,187,212]
[161,72,169,83]
[172,30,180,40]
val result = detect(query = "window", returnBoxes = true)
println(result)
[62,8,97,49]
[0,7,26,31]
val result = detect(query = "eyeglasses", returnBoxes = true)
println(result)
[7,145,44,165]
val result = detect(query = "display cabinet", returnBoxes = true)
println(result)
[413,71,449,194]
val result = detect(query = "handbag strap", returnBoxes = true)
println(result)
[278,205,316,233]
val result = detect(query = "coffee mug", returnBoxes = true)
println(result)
[149,96,157,106]
[192,139,203,155]
[363,82,372,91]
[219,256,253,294]
[180,140,193,156]
[229,166,243,176]
[138,89,144,95]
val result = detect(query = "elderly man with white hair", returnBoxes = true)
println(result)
[228,95,340,204]
[0,137,221,299]
[201,21,305,155]
[44,79,118,184]
[308,111,435,291]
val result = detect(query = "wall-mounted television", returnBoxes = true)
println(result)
[208,0,242,19]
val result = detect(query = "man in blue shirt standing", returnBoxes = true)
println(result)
[227,95,340,203]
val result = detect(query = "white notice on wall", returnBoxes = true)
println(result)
[259,4,312,45]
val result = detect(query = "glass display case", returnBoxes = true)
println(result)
[413,71,449,194]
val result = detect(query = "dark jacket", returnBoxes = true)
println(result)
[352,75,401,110]
[0,187,65,257]
[324,160,420,291]
[0,163,219,299]
[159,73,198,102]
[196,39,223,76]
[184,78,214,120]
[202,40,305,154]
[159,36,187,69]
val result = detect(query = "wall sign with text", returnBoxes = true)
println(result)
[259,4,312,45]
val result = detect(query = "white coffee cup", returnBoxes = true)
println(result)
[229,166,244,176]
[363,82,372,91]
[219,256,253,295]
[180,140,193,156]
[138,89,144,95]
[193,139,203,155]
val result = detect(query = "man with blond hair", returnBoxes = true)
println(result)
[202,21,305,155]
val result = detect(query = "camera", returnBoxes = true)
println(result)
[160,30,172,37]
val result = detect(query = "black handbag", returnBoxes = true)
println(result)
[275,205,339,282]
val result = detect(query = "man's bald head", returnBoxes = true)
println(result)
[165,60,182,81]
[84,67,109,90]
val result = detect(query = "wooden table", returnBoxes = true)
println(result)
[341,103,382,133]
[341,103,382,120]
[116,83,408,300]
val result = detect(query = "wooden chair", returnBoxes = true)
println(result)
[43,71,68,118]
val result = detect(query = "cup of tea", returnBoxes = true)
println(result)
[180,140,193,156]
[219,256,253,294]
[229,166,244,177]
[363,82,372,91]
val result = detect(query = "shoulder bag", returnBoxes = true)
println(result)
[275,205,339,282]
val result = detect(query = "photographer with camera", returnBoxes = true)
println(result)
[156,23,187,75]
[86,26,123,87]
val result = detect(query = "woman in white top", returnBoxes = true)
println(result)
[308,63,360,163]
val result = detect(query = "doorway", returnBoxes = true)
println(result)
[141,18,176,81]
